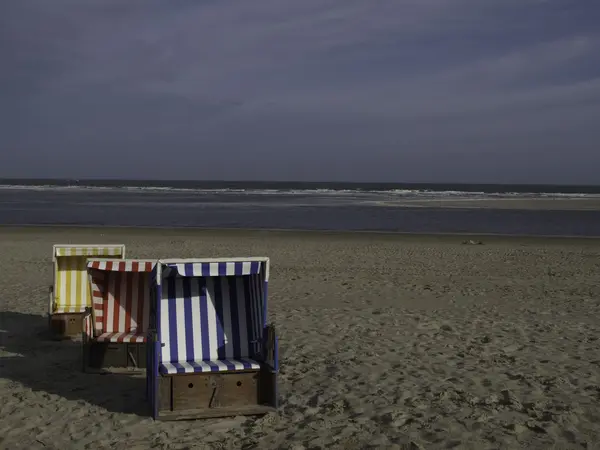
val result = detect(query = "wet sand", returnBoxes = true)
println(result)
[1,227,599,449]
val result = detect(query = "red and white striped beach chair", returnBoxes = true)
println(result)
[146,257,279,420]
[82,259,156,372]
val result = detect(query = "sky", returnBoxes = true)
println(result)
[1,0,599,184]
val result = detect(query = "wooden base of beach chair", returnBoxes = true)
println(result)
[157,404,277,421]
[50,313,84,339]
[86,342,147,372]
[155,369,277,420]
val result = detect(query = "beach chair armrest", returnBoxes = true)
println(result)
[146,328,158,372]
[147,328,157,339]
[82,307,93,342]
[146,329,159,354]
[48,287,54,316]
[263,323,279,372]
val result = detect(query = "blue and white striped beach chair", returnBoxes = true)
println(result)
[147,257,279,420]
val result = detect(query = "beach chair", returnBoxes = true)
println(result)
[49,244,126,338]
[82,259,156,372]
[147,257,279,420]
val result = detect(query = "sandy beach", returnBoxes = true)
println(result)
[1,226,599,449]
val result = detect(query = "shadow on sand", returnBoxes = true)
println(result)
[0,311,148,416]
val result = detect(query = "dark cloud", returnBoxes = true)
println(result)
[1,0,599,183]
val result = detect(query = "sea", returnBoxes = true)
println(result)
[1,179,599,237]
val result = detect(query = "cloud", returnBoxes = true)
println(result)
[1,0,599,182]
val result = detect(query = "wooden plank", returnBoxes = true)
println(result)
[84,366,145,375]
[168,372,261,412]
[216,372,259,407]
[50,313,84,339]
[172,374,214,411]
[87,342,127,368]
[157,404,276,421]
[86,342,147,370]
[158,375,172,412]
[258,369,277,407]
[132,343,147,368]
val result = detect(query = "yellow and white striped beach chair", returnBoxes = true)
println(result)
[49,244,126,338]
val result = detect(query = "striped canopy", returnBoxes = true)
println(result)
[159,275,263,370]
[88,259,156,341]
[160,258,268,280]
[54,245,125,257]
[156,258,268,374]
[88,259,155,272]
[52,244,126,314]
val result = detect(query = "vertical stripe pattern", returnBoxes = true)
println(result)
[158,273,264,374]
[88,260,154,272]
[87,259,154,343]
[83,312,92,339]
[55,246,124,257]
[90,269,107,334]
[55,256,93,313]
[52,246,125,314]
[164,261,261,278]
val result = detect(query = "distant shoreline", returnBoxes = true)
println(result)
[366,197,600,211]
[2,225,599,244]
[1,177,599,195]
[3,188,598,236]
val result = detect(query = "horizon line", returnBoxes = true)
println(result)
[0,177,599,188]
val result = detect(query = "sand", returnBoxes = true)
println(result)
[1,226,599,449]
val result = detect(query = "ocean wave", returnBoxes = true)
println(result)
[0,183,598,199]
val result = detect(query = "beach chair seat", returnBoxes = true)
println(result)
[54,306,88,314]
[96,331,147,343]
[49,244,125,339]
[82,259,155,371]
[147,258,279,420]
[159,358,261,374]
